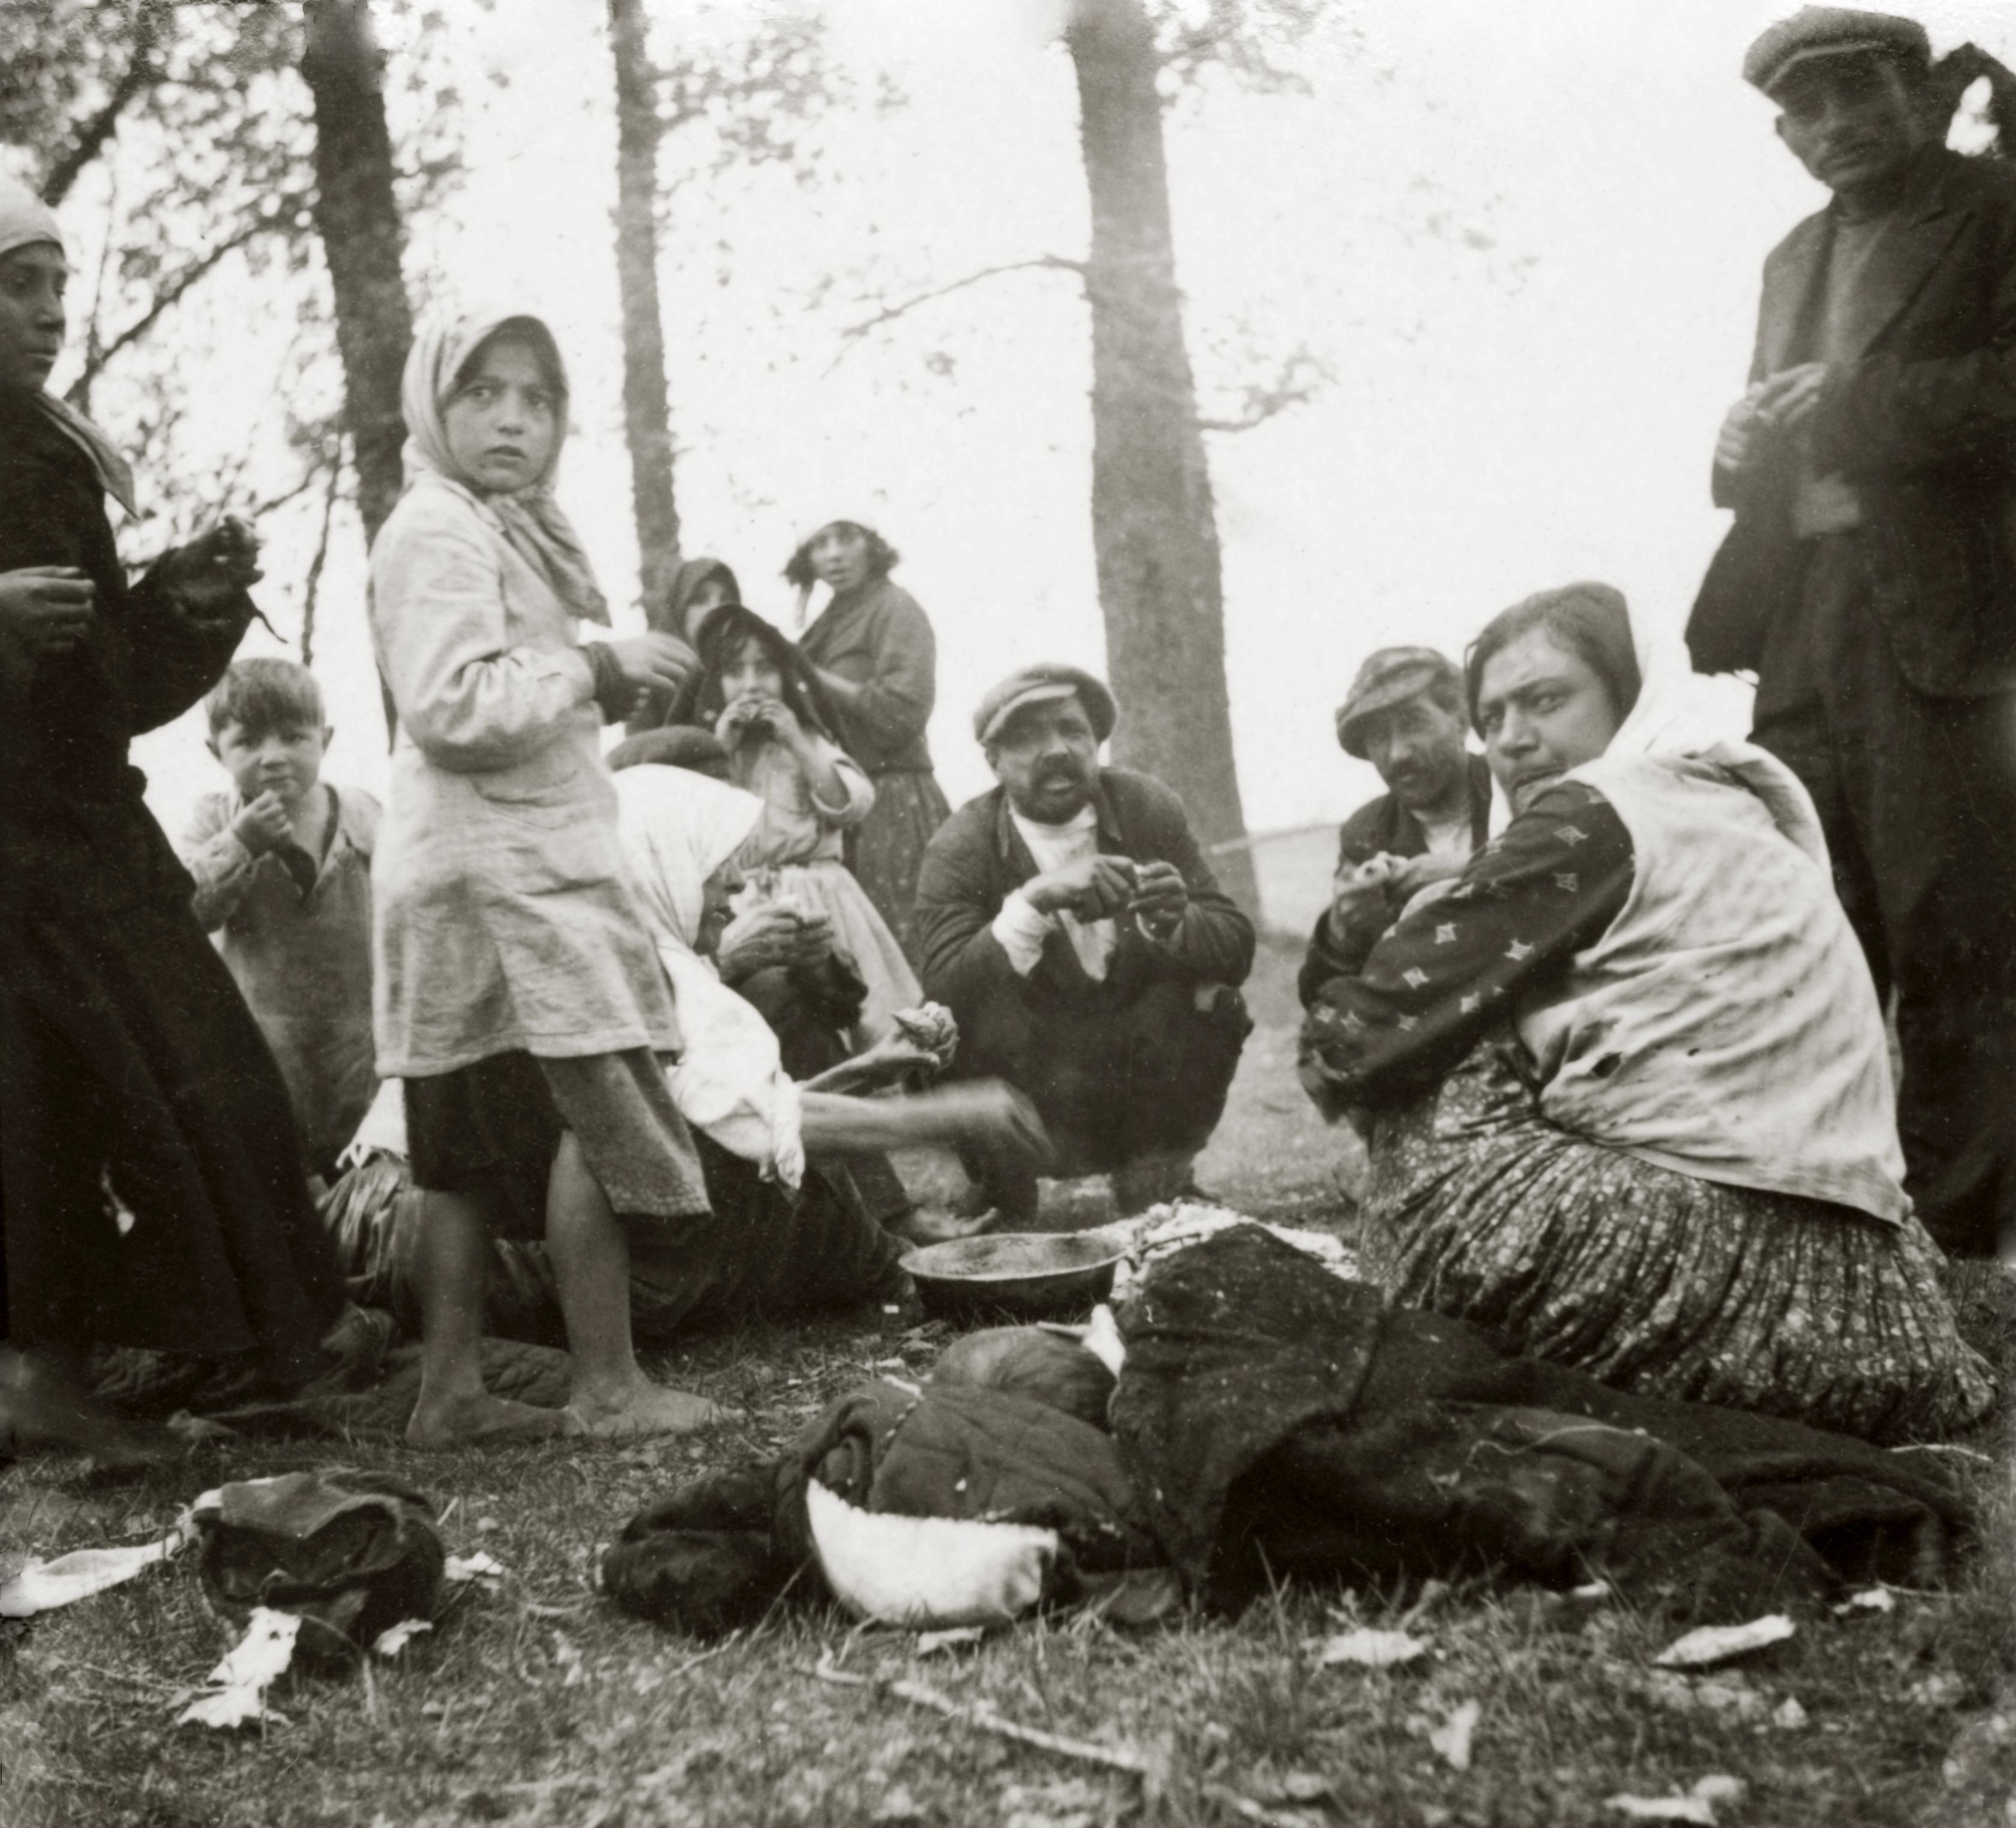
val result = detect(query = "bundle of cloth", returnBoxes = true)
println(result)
[605,1225,1976,1635]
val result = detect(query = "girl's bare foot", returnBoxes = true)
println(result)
[405,1391,578,1449]
[566,1380,728,1440]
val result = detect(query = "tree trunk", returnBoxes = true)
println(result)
[1064,0,1256,914]
[608,0,683,618]
[300,0,412,550]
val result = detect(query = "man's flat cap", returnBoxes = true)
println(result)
[1744,7,1931,94]
[974,662,1118,747]
[1334,646,1462,759]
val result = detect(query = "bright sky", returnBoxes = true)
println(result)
[87,0,2016,863]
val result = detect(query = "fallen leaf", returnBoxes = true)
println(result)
[1652,1614,1795,1669]
[444,1551,506,1584]
[176,1608,300,1729]
[1429,1700,1480,1771]
[1604,1796,1713,1825]
[1772,1696,1809,1730]
[372,1618,433,1658]
[1315,1628,1429,1669]
[1001,1775,1102,1828]
[1831,1587,1896,1616]
[913,1625,985,1657]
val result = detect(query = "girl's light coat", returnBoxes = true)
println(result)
[369,470,680,1075]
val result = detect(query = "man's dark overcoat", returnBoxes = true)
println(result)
[1687,143,2016,1255]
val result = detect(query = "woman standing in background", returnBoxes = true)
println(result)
[787,518,949,963]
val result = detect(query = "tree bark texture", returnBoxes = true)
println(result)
[609,0,683,618]
[300,0,412,549]
[1065,0,1255,913]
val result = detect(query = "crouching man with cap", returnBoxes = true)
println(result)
[912,664,1255,1225]
[1688,6,2016,1256]
[1297,646,1494,1009]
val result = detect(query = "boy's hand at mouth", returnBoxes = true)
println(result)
[231,789,294,856]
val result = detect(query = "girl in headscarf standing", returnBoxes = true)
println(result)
[787,518,950,962]
[370,306,714,1446]
[0,176,346,1455]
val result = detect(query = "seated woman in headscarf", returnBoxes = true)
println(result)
[1298,583,1992,1445]
[610,760,1045,1334]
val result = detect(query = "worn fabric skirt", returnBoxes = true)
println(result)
[843,768,950,967]
[1362,1035,1996,1443]
[0,809,344,1383]
[405,1047,710,1237]
[763,859,922,1047]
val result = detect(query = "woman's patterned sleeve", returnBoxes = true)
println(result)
[1297,782,1633,1112]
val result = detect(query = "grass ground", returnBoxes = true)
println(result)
[2,941,2009,1828]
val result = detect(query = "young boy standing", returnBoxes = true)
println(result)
[182,658,379,1181]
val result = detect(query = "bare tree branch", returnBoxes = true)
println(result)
[67,203,300,401]
[832,256,1086,367]
[39,8,161,207]
[1198,346,1330,433]
[300,440,345,667]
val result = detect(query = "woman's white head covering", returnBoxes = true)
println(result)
[614,765,806,1189]
[398,306,608,624]
[0,174,137,515]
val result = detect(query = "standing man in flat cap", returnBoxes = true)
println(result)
[1688,6,2016,1257]
[1297,646,1494,1008]
[912,663,1254,1225]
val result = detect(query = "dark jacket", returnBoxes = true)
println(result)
[0,386,343,1374]
[0,389,252,900]
[1688,146,2016,697]
[913,768,1256,1020]
[1296,754,1494,1007]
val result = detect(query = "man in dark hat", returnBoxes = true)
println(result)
[912,663,1254,1224]
[1297,646,1494,1008]
[1686,6,2016,1256]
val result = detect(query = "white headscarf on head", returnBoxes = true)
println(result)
[0,174,137,515]
[398,306,608,624]
[613,764,806,1189]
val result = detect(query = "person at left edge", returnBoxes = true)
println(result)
[0,174,346,1458]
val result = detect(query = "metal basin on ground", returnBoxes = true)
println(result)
[900,1231,1124,1323]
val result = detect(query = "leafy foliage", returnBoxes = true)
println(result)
[0,1,465,606]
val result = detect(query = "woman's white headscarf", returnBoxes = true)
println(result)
[0,174,136,515]
[399,307,609,624]
[613,764,806,1189]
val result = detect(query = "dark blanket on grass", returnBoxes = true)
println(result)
[605,1369,1164,1634]
[1115,1226,1975,1615]
[606,1224,1975,1634]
